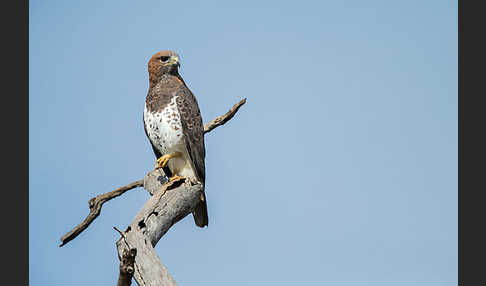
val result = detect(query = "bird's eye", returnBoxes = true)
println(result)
[160,56,170,62]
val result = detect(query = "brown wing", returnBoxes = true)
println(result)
[176,84,208,227]
[175,86,206,183]
[175,83,208,227]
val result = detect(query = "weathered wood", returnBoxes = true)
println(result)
[117,247,137,286]
[203,98,246,134]
[116,177,204,286]
[60,179,144,247]
[143,168,167,196]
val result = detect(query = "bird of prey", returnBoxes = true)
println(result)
[143,50,208,227]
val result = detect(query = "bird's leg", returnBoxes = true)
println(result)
[156,152,183,168]
[156,152,185,183]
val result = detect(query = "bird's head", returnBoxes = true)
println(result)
[148,50,181,84]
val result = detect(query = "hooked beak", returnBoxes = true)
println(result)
[170,56,180,68]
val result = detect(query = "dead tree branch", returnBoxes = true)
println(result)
[60,179,144,247]
[203,98,246,134]
[60,98,246,285]
[116,177,203,286]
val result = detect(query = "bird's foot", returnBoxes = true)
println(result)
[156,152,182,168]
[168,175,185,182]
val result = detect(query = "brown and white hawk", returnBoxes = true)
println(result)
[143,50,208,227]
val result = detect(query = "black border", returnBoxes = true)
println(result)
[459,1,483,285]
[2,0,29,284]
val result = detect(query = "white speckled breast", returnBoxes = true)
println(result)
[144,95,184,154]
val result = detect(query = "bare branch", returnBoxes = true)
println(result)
[114,226,126,239]
[204,98,246,134]
[59,179,143,247]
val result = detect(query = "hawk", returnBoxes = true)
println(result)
[143,50,208,227]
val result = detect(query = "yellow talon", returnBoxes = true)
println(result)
[156,152,182,168]
[168,175,185,182]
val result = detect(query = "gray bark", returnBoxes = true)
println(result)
[116,172,204,286]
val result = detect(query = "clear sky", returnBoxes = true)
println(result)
[30,0,457,285]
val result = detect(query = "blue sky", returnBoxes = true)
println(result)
[30,0,457,285]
